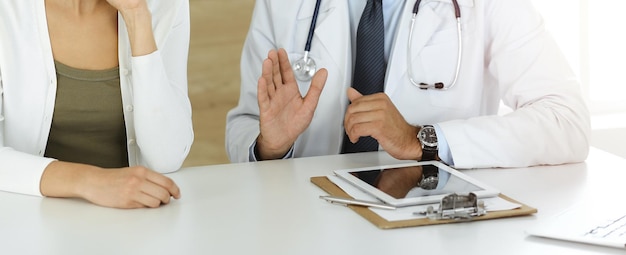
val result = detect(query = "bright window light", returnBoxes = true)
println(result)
[532,0,626,114]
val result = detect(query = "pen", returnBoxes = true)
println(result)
[320,195,396,210]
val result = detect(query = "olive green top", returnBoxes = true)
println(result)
[45,61,129,168]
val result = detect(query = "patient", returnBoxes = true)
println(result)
[0,0,193,208]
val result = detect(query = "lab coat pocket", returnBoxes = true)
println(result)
[420,39,457,89]
[419,32,462,108]
[424,27,458,47]
[418,30,468,110]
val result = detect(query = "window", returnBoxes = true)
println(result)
[533,0,626,115]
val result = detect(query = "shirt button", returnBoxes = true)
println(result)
[122,69,130,76]
[125,105,134,112]
[128,139,136,146]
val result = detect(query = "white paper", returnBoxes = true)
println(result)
[527,203,626,249]
[327,175,521,222]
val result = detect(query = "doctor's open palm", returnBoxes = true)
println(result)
[255,49,328,160]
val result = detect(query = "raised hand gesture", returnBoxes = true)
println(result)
[255,49,328,160]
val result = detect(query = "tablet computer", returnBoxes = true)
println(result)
[334,161,499,207]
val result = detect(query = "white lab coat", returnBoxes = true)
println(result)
[0,0,193,196]
[226,0,590,168]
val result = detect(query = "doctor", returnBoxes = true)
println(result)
[226,0,590,168]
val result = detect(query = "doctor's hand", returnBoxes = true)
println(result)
[40,161,181,209]
[256,48,328,160]
[344,88,422,160]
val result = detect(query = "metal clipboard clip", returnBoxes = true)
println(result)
[415,193,486,220]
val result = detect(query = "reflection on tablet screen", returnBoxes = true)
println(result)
[349,165,483,199]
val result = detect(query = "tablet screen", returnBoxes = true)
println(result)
[347,165,483,199]
[335,161,499,207]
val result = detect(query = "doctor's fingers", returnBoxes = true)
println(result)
[349,92,390,104]
[260,58,277,99]
[347,87,363,102]
[344,110,386,143]
[345,95,391,114]
[302,68,328,108]
[257,77,272,111]
[343,98,386,142]
[267,50,286,89]
[277,48,297,85]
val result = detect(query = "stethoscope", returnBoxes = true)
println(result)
[293,0,462,90]
[408,0,462,90]
[292,0,323,81]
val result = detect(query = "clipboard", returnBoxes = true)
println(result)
[311,176,537,229]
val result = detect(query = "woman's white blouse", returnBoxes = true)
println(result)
[0,0,194,196]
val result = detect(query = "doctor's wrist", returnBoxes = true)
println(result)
[403,126,423,161]
[255,135,293,161]
[384,125,423,161]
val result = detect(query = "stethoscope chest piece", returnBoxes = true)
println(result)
[293,54,317,82]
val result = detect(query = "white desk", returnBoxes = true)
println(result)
[1,147,625,255]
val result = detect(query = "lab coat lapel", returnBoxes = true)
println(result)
[406,0,475,49]
[405,5,444,57]
[386,1,444,95]
[295,1,352,154]
[296,1,352,96]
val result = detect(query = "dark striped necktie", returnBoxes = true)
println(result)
[341,0,386,154]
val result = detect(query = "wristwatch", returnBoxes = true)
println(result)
[418,165,439,190]
[417,125,438,161]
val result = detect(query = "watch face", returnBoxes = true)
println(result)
[419,126,438,147]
